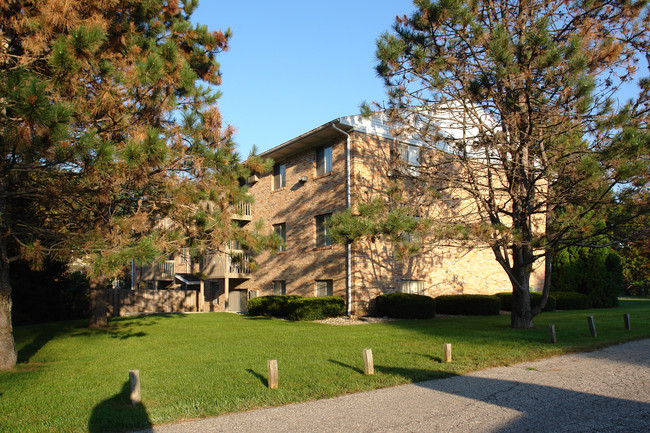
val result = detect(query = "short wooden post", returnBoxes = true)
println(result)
[363,348,374,375]
[587,316,597,337]
[443,343,452,363]
[548,325,557,344]
[624,313,631,330]
[267,359,278,389]
[129,370,141,405]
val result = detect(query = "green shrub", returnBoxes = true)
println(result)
[495,292,556,312]
[286,296,346,321]
[552,246,622,308]
[375,292,435,319]
[247,295,301,317]
[435,294,501,315]
[553,292,592,310]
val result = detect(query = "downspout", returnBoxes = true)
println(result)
[331,122,352,316]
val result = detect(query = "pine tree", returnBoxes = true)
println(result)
[344,0,649,328]
[0,1,269,370]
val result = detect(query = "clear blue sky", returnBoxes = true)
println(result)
[193,0,416,157]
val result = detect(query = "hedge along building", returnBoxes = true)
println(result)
[241,112,546,315]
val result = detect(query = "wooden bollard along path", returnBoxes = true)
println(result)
[363,348,374,375]
[443,343,452,363]
[548,325,557,344]
[587,316,597,337]
[624,313,631,330]
[267,360,279,389]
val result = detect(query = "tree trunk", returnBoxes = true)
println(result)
[509,246,535,329]
[511,284,534,328]
[531,250,553,317]
[0,246,17,370]
[89,282,108,328]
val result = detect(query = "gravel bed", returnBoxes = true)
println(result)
[313,316,397,325]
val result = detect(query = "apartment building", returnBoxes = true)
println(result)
[239,113,545,315]
[133,112,544,315]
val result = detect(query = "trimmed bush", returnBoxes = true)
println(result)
[247,295,301,317]
[285,296,346,321]
[553,292,592,310]
[375,292,436,319]
[552,246,622,308]
[495,292,557,312]
[435,294,501,316]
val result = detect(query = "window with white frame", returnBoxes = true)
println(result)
[273,280,286,295]
[273,163,286,190]
[315,279,333,297]
[399,280,424,295]
[315,213,333,247]
[397,143,420,176]
[316,145,332,176]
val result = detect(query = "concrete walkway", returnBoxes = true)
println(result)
[142,339,650,433]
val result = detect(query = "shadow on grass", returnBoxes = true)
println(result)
[374,365,455,382]
[327,359,364,374]
[246,369,268,387]
[88,380,152,433]
[73,313,188,340]
[17,326,61,364]
[407,352,443,363]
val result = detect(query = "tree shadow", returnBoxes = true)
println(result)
[88,380,153,433]
[411,374,650,432]
[374,364,456,382]
[246,368,268,387]
[73,313,188,340]
[17,326,61,364]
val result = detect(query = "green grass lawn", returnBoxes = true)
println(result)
[2,297,649,433]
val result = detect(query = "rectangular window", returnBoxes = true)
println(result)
[273,223,286,251]
[316,280,333,297]
[273,163,286,190]
[399,280,424,295]
[315,213,332,247]
[273,280,286,296]
[402,217,422,245]
[397,143,420,176]
[316,145,333,176]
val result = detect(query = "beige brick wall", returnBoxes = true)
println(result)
[241,138,348,298]
[348,131,545,314]
[244,128,545,315]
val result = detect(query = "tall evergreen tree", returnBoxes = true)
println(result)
[340,0,649,328]
[0,1,269,370]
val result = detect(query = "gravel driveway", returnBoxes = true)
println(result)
[139,339,650,433]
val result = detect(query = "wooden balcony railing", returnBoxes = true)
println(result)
[156,261,175,280]
[229,252,251,274]
[233,201,252,221]
[201,251,251,278]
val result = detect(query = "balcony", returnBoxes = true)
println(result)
[201,251,252,279]
[140,260,175,281]
[232,201,252,222]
